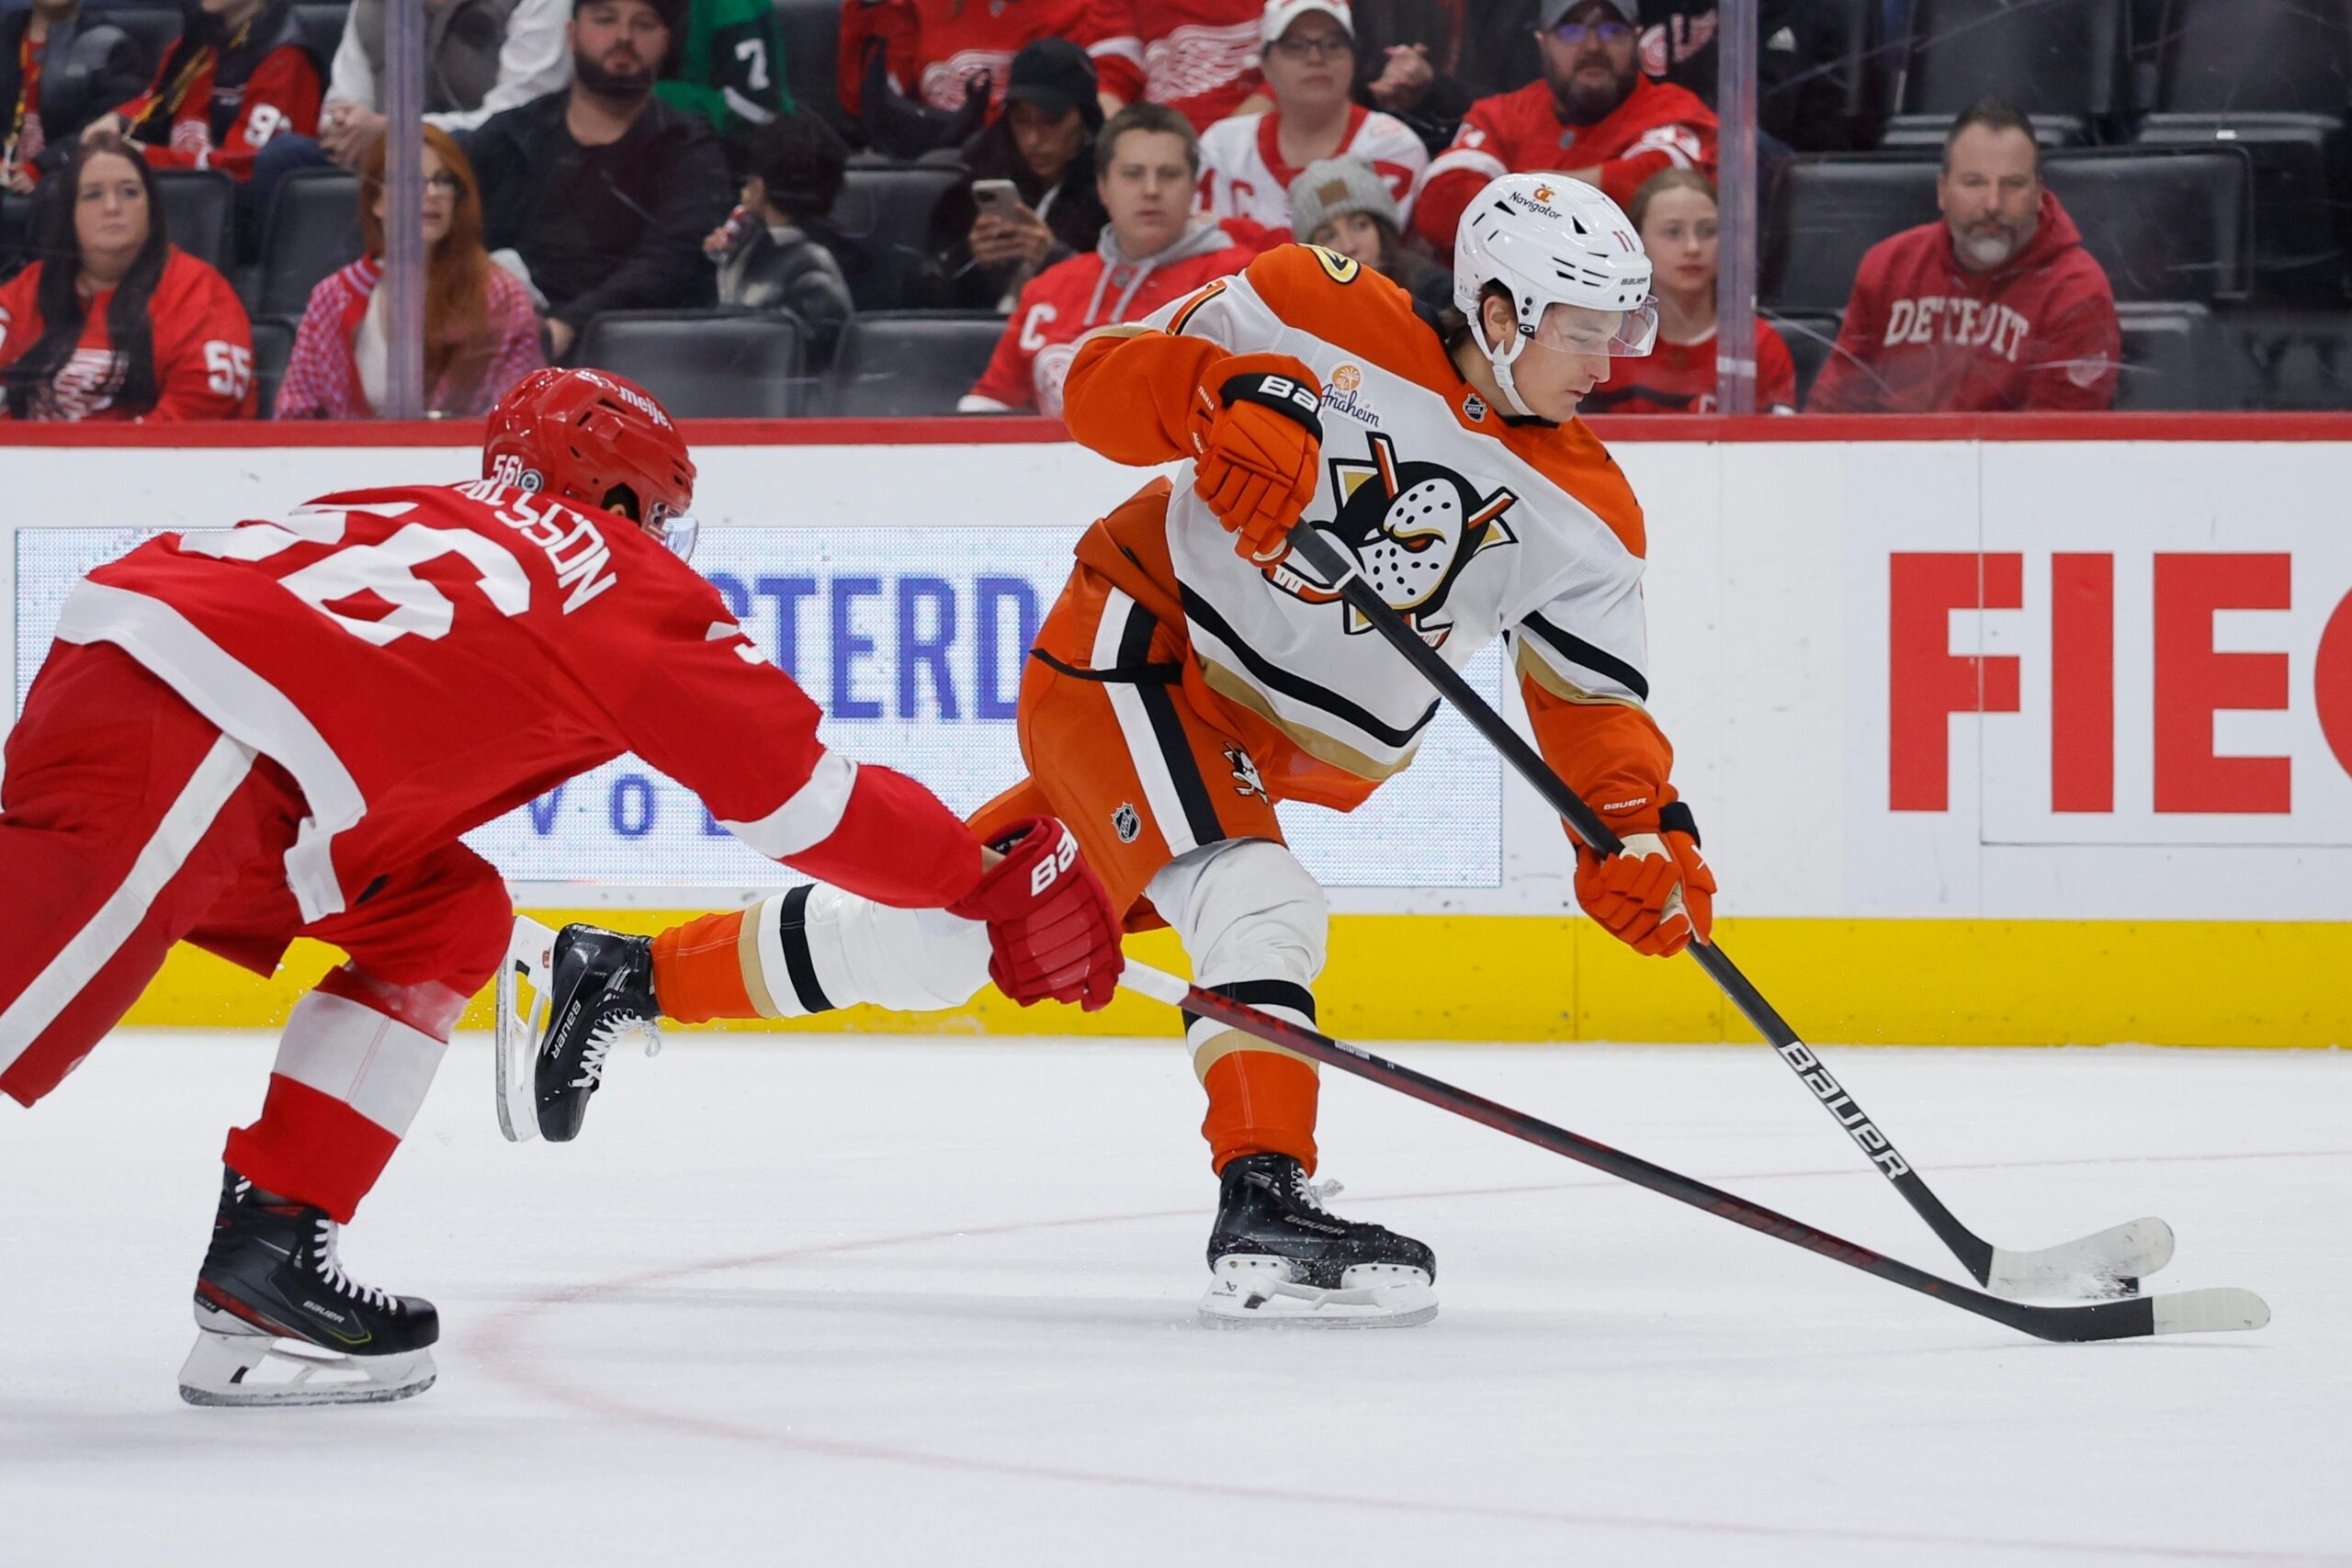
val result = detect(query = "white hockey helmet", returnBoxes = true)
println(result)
[1453,173,1657,417]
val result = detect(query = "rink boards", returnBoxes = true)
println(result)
[2,414,2346,1044]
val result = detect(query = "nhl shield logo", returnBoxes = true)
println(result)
[1112,803,1142,843]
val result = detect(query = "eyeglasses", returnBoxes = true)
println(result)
[424,173,464,195]
[1551,19,1634,48]
[1268,33,1353,61]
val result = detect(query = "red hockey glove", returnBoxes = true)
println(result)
[948,816,1124,1010]
[1574,804,1714,958]
[1186,353,1324,566]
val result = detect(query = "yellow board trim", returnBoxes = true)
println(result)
[118,915,2352,1047]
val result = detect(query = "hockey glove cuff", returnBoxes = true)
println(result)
[1187,353,1324,566]
[948,816,1125,1010]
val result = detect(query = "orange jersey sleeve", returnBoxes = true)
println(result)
[1521,672,1677,844]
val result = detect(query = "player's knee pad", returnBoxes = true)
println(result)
[754,884,991,1016]
[1146,839,1328,1068]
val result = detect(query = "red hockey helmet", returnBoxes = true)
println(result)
[481,368,699,555]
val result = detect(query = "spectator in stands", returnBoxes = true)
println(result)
[1808,100,2119,414]
[248,0,571,240]
[0,132,254,420]
[467,0,733,361]
[706,112,854,362]
[654,0,791,133]
[1199,1,1426,239]
[1,0,151,194]
[1412,0,1715,250]
[926,39,1108,311]
[81,0,323,182]
[837,0,1143,129]
[276,126,543,418]
[1347,0,1475,154]
[1582,167,1792,413]
[1135,0,1268,131]
[1289,153,1448,313]
[1634,1,1860,151]
[962,102,1249,415]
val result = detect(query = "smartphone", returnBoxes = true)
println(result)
[972,179,1023,219]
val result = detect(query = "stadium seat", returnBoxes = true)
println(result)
[575,310,812,417]
[828,310,1009,416]
[2136,0,2350,303]
[1881,0,2128,147]
[153,170,236,274]
[1761,311,1845,407]
[2109,300,2234,410]
[2041,148,2250,302]
[2220,306,2352,410]
[249,314,299,420]
[1760,155,1938,314]
[252,167,362,316]
[0,187,28,280]
[293,1,349,61]
[101,6,181,77]
[775,0,845,131]
[828,163,967,311]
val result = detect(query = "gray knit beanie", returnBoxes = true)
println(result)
[1288,157,1400,242]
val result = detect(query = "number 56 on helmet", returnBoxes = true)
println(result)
[481,369,700,558]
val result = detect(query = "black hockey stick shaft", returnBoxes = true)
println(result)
[1127,964,2157,1342]
[1278,523,1999,1284]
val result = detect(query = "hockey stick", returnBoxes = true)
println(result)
[1121,960,2264,1342]
[1277,521,2172,1300]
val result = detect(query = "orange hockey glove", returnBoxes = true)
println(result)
[1186,353,1324,566]
[1574,802,1715,958]
[948,816,1124,1010]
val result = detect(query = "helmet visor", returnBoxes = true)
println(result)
[1530,298,1659,358]
[650,511,701,562]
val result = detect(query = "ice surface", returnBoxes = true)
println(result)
[2,1034,2345,1566]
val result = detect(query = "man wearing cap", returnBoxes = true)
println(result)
[1198,0,1425,235]
[467,0,736,359]
[1410,0,1715,250]
[927,38,1113,310]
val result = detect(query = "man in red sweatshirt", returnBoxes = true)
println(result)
[1410,0,1713,250]
[1807,100,2120,414]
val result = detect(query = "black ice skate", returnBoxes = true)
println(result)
[1200,1153,1438,1328]
[527,922,662,1143]
[179,1168,438,1406]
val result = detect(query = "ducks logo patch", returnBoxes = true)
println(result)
[1263,432,1518,648]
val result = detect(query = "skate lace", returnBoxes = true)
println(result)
[571,1012,662,1089]
[1292,1170,1344,1212]
[311,1218,395,1312]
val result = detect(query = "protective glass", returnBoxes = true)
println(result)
[1529,298,1659,358]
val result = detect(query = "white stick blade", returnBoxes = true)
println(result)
[2149,1287,2270,1337]
[1988,1216,2176,1300]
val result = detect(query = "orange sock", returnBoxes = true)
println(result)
[1202,1050,1320,1176]
[650,910,761,1023]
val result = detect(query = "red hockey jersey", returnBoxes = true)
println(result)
[1580,318,1796,414]
[964,220,1250,414]
[1806,189,2120,414]
[0,246,254,420]
[114,14,321,181]
[1412,73,1716,249]
[837,0,1144,119]
[51,482,986,921]
[1136,0,1261,130]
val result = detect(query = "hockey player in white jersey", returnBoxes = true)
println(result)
[521,173,1714,1327]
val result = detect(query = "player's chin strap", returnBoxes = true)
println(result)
[1473,312,1540,421]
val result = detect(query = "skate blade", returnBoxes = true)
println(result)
[177,1326,436,1408]
[1197,1258,1438,1329]
[495,917,558,1144]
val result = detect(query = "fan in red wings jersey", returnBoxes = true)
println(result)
[837,0,1144,120]
[0,368,1121,1406]
[1136,0,1266,130]
[1410,0,1714,250]
[93,0,322,180]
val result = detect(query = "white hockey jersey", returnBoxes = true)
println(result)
[1196,107,1428,235]
[1058,243,1671,819]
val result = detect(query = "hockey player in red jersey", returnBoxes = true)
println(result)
[530,173,1716,1329]
[0,367,1122,1405]
[1411,0,1715,250]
